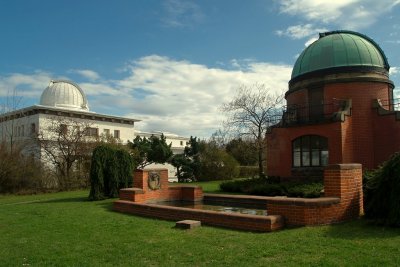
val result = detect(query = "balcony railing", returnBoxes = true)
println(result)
[378,98,400,111]
[268,99,350,128]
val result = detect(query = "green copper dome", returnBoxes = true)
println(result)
[291,31,390,80]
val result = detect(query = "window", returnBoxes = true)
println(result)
[31,123,36,135]
[103,129,110,135]
[292,135,328,167]
[60,124,68,135]
[20,125,24,137]
[85,127,98,137]
[180,141,183,146]
[114,130,120,139]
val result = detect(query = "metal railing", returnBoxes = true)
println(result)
[269,99,349,127]
[378,98,400,111]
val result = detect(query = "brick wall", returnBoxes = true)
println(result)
[372,110,400,167]
[325,83,391,170]
[119,169,203,203]
[267,164,363,226]
[113,200,284,232]
[115,165,362,230]
[266,122,344,178]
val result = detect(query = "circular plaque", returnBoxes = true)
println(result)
[148,172,161,190]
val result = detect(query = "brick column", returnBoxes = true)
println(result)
[133,169,146,190]
[324,164,363,218]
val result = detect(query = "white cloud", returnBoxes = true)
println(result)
[79,82,121,96]
[0,71,57,100]
[390,66,399,76]
[386,40,400,44]
[0,56,292,138]
[276,24,328,39]
[278,0,400,30]
[162,0,204,28]
[96,55,291,137]
[69,69,100,81]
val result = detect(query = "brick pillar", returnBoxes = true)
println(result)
[133,169,146,190]
[324,164,364,218]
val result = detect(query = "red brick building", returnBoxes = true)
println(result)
[266,30,400,180]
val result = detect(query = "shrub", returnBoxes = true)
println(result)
[220,178,258,193]
[0,142,48,194]
[365,152,400,227]
[89,145,134,200]
[286,183,323,198]
[219,177,323,198]
[198,146,239,181]
[248,183,285,196]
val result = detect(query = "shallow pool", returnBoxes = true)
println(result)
[157,201,268,216]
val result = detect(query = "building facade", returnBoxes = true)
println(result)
[0,80,188,180]
[266,31,400,180]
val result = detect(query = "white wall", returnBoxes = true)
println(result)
[38,113,136,144]
[0,113,40,142]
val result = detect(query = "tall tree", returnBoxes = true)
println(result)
[170,136,201,182]
[225,138,258,166]
[221,84,283,177]
[0,88,26,154]
[128,134,173,169]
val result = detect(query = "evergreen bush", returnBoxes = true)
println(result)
[219,177,323,198]
[89,145,134,200]
[365,152,400,227]
[285,183,323,198]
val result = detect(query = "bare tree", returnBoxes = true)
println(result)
[221,84,284,177]
[209,128,231,149]
[35,117,96,189]
[0,88,26,154]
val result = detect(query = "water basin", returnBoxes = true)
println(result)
[157,201,268,216]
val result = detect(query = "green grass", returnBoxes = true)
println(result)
[1,189,400,266]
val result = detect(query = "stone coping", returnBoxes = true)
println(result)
[325,163,362,170]
[120,185,201,194]
[135,168,169,173]
[204,193,340,206]
[120,188,144,194]
[169,185,203,189]
[265,197,340,206]
[115,200,283,222]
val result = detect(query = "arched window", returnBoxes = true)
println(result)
[292,135,328,167]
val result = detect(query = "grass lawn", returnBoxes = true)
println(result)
[1,187,400,266]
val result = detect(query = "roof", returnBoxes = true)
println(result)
[40,80,89,111]
[136,130,189,140]
[291,30,390,81]
[0,105,140,124]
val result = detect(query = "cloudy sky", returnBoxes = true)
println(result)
[1,0,399,138]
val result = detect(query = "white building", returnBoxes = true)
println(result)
[0,80,188,180]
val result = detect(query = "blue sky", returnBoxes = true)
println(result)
[1,0,400,138]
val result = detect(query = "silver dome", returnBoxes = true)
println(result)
[40,80,89,111]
